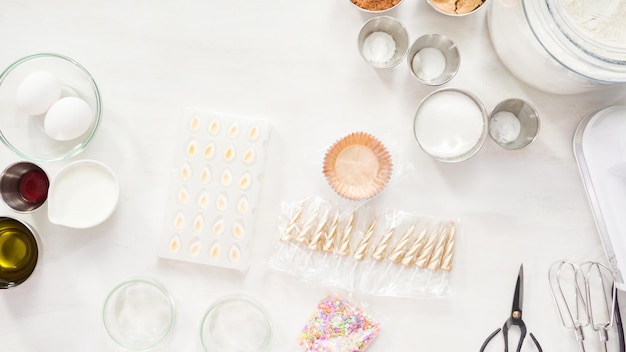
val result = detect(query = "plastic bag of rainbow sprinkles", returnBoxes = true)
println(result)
[299,295,381,352]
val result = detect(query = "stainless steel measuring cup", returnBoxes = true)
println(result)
[0,161,49,212]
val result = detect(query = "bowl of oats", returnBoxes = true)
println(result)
[426,0,487,16]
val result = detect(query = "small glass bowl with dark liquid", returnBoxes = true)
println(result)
[0,161,49,212]
[0,217,39,289]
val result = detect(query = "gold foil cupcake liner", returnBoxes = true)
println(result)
[323,132,393,201]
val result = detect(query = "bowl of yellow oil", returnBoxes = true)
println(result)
[0,217,38,289]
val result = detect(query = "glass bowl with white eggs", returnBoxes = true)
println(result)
[0,53,102,162]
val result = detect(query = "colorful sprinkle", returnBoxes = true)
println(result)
[299,296,380,352]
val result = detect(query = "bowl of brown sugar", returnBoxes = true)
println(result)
[349,0,404,13]
[426,0,487,16]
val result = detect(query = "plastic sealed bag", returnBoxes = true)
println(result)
[269,197,459,298]
[299,294,381,352]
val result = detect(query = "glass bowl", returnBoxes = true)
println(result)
[0,217,39,289]
[0,53,102,162]
[103,278,175,351]
[200,295,272,352]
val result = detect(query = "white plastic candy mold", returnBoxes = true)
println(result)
[158,109,271,271]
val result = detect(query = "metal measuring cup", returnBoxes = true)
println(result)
[488,98,540,150]
[357,16,409,69]
[0,161,50,212]
[407,33,460,86]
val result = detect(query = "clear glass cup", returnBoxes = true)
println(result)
[200,295,272,352]
[103,278,175,351]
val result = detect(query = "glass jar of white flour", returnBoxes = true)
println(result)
[488,0,626,94]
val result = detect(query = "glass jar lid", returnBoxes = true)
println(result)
[523,0,626,83]
[555,0,626,48]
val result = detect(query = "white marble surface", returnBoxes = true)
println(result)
[2,0,626,351]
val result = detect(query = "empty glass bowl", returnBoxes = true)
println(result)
[0,53,102,162]
[103,278,175,351]
[200,295,272,352]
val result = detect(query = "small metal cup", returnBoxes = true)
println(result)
[358,16,409,69]
[488,98,540,150]
[407,33,460,86]
[0,161,49,212]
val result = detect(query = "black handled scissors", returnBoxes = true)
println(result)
[480,264,543,352]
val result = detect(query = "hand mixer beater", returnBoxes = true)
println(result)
[548,260,624,352]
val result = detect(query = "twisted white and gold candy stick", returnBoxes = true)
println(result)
[347,219,377,282]
[332,211,355,277]
[371,227,394,261]
[280,204,303,242]
[336,212,354,256]
[321,210,339,253]
[278,202,302,263]
[390,225,429,290]
[433,222,457,291]
[440,222,456,272]
[427,225,450,271]
[407,224,440,291]
[420,224,449,291]
[295,206,318,244]
[308,208,329,250]
[361,226,395,291]
[377,223,416,292]
[414,225,439,269]
[287,204,319,264]
[388,223,415,263]
[402,226,428,266]
[354,219,376,261]
[318,209,339,269]
[302,208,330,270]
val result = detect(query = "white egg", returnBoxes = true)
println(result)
[16,71,62,116]
[44,97,92,141]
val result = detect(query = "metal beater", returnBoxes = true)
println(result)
[548,260,624,352]
[580,261,617,352]
[548,260,589,352]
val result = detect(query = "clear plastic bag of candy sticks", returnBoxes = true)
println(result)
[269,197,459,298]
